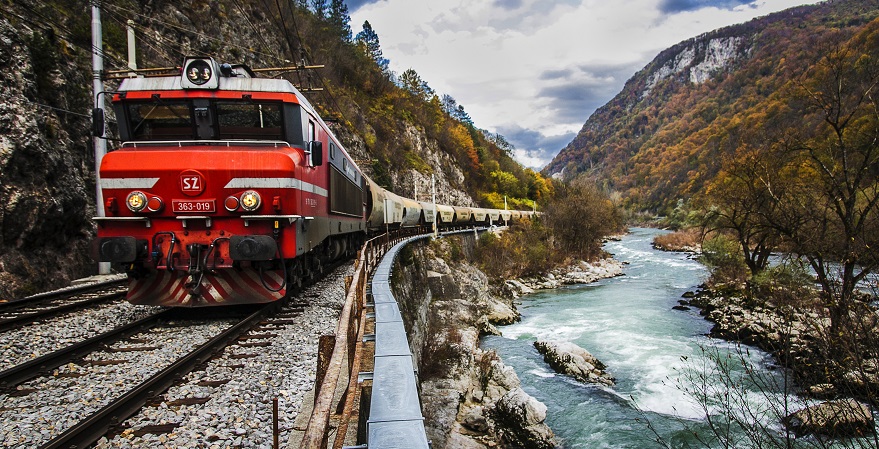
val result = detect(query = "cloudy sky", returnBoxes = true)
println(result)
[347,0,822,169]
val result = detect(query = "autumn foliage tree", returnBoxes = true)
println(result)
[703,23,879,336]
[542,176,623,261]
[776,31,879,334]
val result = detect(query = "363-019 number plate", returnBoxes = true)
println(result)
[172,199,216,213]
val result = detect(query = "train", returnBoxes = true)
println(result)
[93,56,534,307]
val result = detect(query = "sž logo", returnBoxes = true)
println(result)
[179,170,206,196]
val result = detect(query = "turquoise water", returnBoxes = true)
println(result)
[481,228,791,448]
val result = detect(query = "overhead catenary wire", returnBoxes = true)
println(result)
[100,1,290,66]
[12,0,357,149]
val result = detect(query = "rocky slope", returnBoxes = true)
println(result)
[0,7,96,297]
[544,0,879,213]
[386,235,555,448]
[389,232,625,448]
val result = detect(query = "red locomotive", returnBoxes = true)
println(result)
[94,57,528,306]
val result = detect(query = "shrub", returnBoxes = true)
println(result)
[652,228,702,252]
[700,234,748,283]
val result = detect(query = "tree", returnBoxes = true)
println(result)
[455,105,473,125]
[543,177,621,260]
[774,34,879,335]
[311,0,327,17]
[399,68,434,100]
[703,143,783,278]
[328,0,352,42]
[489,132,515,156]
[441,94,458,115]
[355,20,389,72]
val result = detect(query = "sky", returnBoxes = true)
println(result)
[348,0,823,169]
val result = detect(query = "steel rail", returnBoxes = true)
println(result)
[0,291,126,330]
[0,309,172,390]
[39,301,282,449]
[0,277,127,314]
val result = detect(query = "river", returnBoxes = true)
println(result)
[481,227,793,448]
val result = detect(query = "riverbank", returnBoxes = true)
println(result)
[685,284,879,400]
[648,226,879,437]
[409,235,625,448]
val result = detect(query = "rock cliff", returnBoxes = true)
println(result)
[393,235,556,449]
[0,7,96,297]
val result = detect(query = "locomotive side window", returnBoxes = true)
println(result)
[216,102,283,140]
[128,102,193,140]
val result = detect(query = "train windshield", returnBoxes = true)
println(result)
[122,100,285,142]
[216,102,283,140]
[129,101,193,140]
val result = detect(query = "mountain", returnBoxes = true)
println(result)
[543,0,879,214]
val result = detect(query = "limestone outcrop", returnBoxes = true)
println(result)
[410,237,556,449]
[512,258,623,293]
[534,340,615,387]
[784,399,875,438]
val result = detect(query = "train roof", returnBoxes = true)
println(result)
[115,57,317,112]
[117,76,316,110]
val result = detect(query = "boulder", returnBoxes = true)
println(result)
[784,399,875,437]
[492,388,556,449]
[427,271,461,300]
[533,340,615,386]
[485,299,520,325]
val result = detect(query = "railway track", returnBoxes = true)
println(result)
[0,305,260,448]
[37,303,279,449]
[0,264,351,448]
[0,278,128,330]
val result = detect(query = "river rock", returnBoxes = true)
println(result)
[491,387,556,449]
[504,279,534,298]
[784,399,874,437]
[486,299,520,326]
[533,340,615,386]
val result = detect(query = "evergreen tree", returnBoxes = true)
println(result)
[400,68,434,100]
[311,0,327,17]
[455,105,473,125]
[441,94,458,116]
[355,21,389,72]
[329,0,352,42]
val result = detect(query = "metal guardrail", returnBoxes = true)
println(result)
[299,227,483,449]
[366,233,433,449]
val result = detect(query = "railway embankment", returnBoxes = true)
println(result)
[391,232,622,448]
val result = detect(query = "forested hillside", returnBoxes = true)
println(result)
[543,0,879,215]
[0,0,549,296]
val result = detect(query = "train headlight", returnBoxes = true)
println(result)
[240,190,261,211]
[185,59,212,85]
[181,57,219,89]
[126,191,148,212]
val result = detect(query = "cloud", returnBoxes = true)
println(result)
[535,62,644,124]
[496,124,576,169]
[658,0,754,14]
[349,0,823,168]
